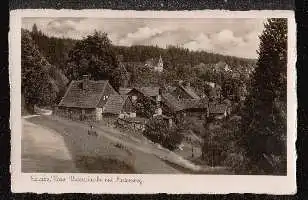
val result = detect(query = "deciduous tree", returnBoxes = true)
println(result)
[66,31,121,90]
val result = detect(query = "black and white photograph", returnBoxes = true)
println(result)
[10,10,296,194]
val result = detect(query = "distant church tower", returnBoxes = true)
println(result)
[154,55,164,72]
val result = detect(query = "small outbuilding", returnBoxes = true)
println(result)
[102,95,136,118]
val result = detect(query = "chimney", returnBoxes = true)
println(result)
[82,75,89,90]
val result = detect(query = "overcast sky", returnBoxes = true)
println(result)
[22,17,266,59]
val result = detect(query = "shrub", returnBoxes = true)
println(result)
[143,116,183,151]
[202,118,243,167]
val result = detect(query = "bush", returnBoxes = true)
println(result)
[202,119,242,167]
[143,116,183,151]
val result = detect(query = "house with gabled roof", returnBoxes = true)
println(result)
[125,86,162,118]
[208,102,230,120]
[171,81,200,100]
[161,93,185,114]
[144,55,164,72]
[161,92,209,123]
[56,75,118,121]
[127,86,161,102]
[181,97,209,119]
[102,95,136,118]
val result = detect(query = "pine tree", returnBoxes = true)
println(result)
[240,18,287,174]
[32,23,38,34]
[21,29,57,109]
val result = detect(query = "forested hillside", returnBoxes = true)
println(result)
[22,25,256,109]
[113,45,256,68]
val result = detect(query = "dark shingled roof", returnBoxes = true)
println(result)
[119,87,132,95]
[162,93,209,112]
[161,93,185,112]
[179,84,200,99]
[58,80,112,108]
[135,87,160,97]
[103,95,129,114]
[209,103,228,114]
[182,98,209,109]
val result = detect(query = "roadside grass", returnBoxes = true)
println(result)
[162,159,233,174]
[75,156,136,173]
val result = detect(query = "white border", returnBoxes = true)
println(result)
[10,9,297,194]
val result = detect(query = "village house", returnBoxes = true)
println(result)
[127,86,161,102]
[204,81,222,102]
[161,92,186,116]
[171,81,200,100]
[208,102,231,120]
[144,55,164,72]
[121,55,163,73]
[102,95,136,118]
[181,98,209,120]
[161,92,209,124]
[56,75,118,121]
[212,61,232,73]
[160,93,187,126]
[127,86,162,118]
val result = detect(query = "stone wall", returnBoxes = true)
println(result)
[116,118,146,132]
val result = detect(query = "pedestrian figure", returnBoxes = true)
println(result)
[88,124,97,136]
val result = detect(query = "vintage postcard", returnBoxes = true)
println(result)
[10,9,297,194]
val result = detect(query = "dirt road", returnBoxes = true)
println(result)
[22,119,78,173]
